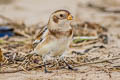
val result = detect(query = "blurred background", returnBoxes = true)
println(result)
[0,0,120,27]
[0,0,78,26]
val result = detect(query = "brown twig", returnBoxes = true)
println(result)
[0,63,50,74]
[74,57,120,67]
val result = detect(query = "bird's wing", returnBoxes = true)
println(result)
[36,26,48,40]
[33,34,56,56]
[33,26,48,48]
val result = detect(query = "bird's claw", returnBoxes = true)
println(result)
[44,70,52,73]
[68,65,78,71]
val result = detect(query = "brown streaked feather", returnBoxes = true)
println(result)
[34,33,55,55]
[49,29,73,38]
[33,26,48,48]
[67,29,73,37]
[37,34,53,48]
[53,15,59,23]
[36,26,47,40]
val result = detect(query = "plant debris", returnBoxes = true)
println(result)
[0,1,120,80]
[0,48,3,62]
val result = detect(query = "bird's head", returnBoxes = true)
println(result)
[48,10,73,31]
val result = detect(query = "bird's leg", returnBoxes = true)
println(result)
[43,62,48,73]
[62,59,74,70]
[43,56,52,73]
[63,59,78,71]
[60,56,77,71]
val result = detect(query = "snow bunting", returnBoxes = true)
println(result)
[31,10,75,73]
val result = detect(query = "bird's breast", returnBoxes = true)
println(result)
[49,37,70,57]
[34,36,71,57]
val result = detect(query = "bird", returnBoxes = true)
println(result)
[31,10,74,73]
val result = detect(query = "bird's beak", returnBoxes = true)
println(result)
[67,15,73,20]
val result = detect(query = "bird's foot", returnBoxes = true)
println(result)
[68,66,78,71]
[44,69,52,73]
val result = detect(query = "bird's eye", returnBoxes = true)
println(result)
[60,14,64,17]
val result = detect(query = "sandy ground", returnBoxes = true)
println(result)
[0,0,120,80]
